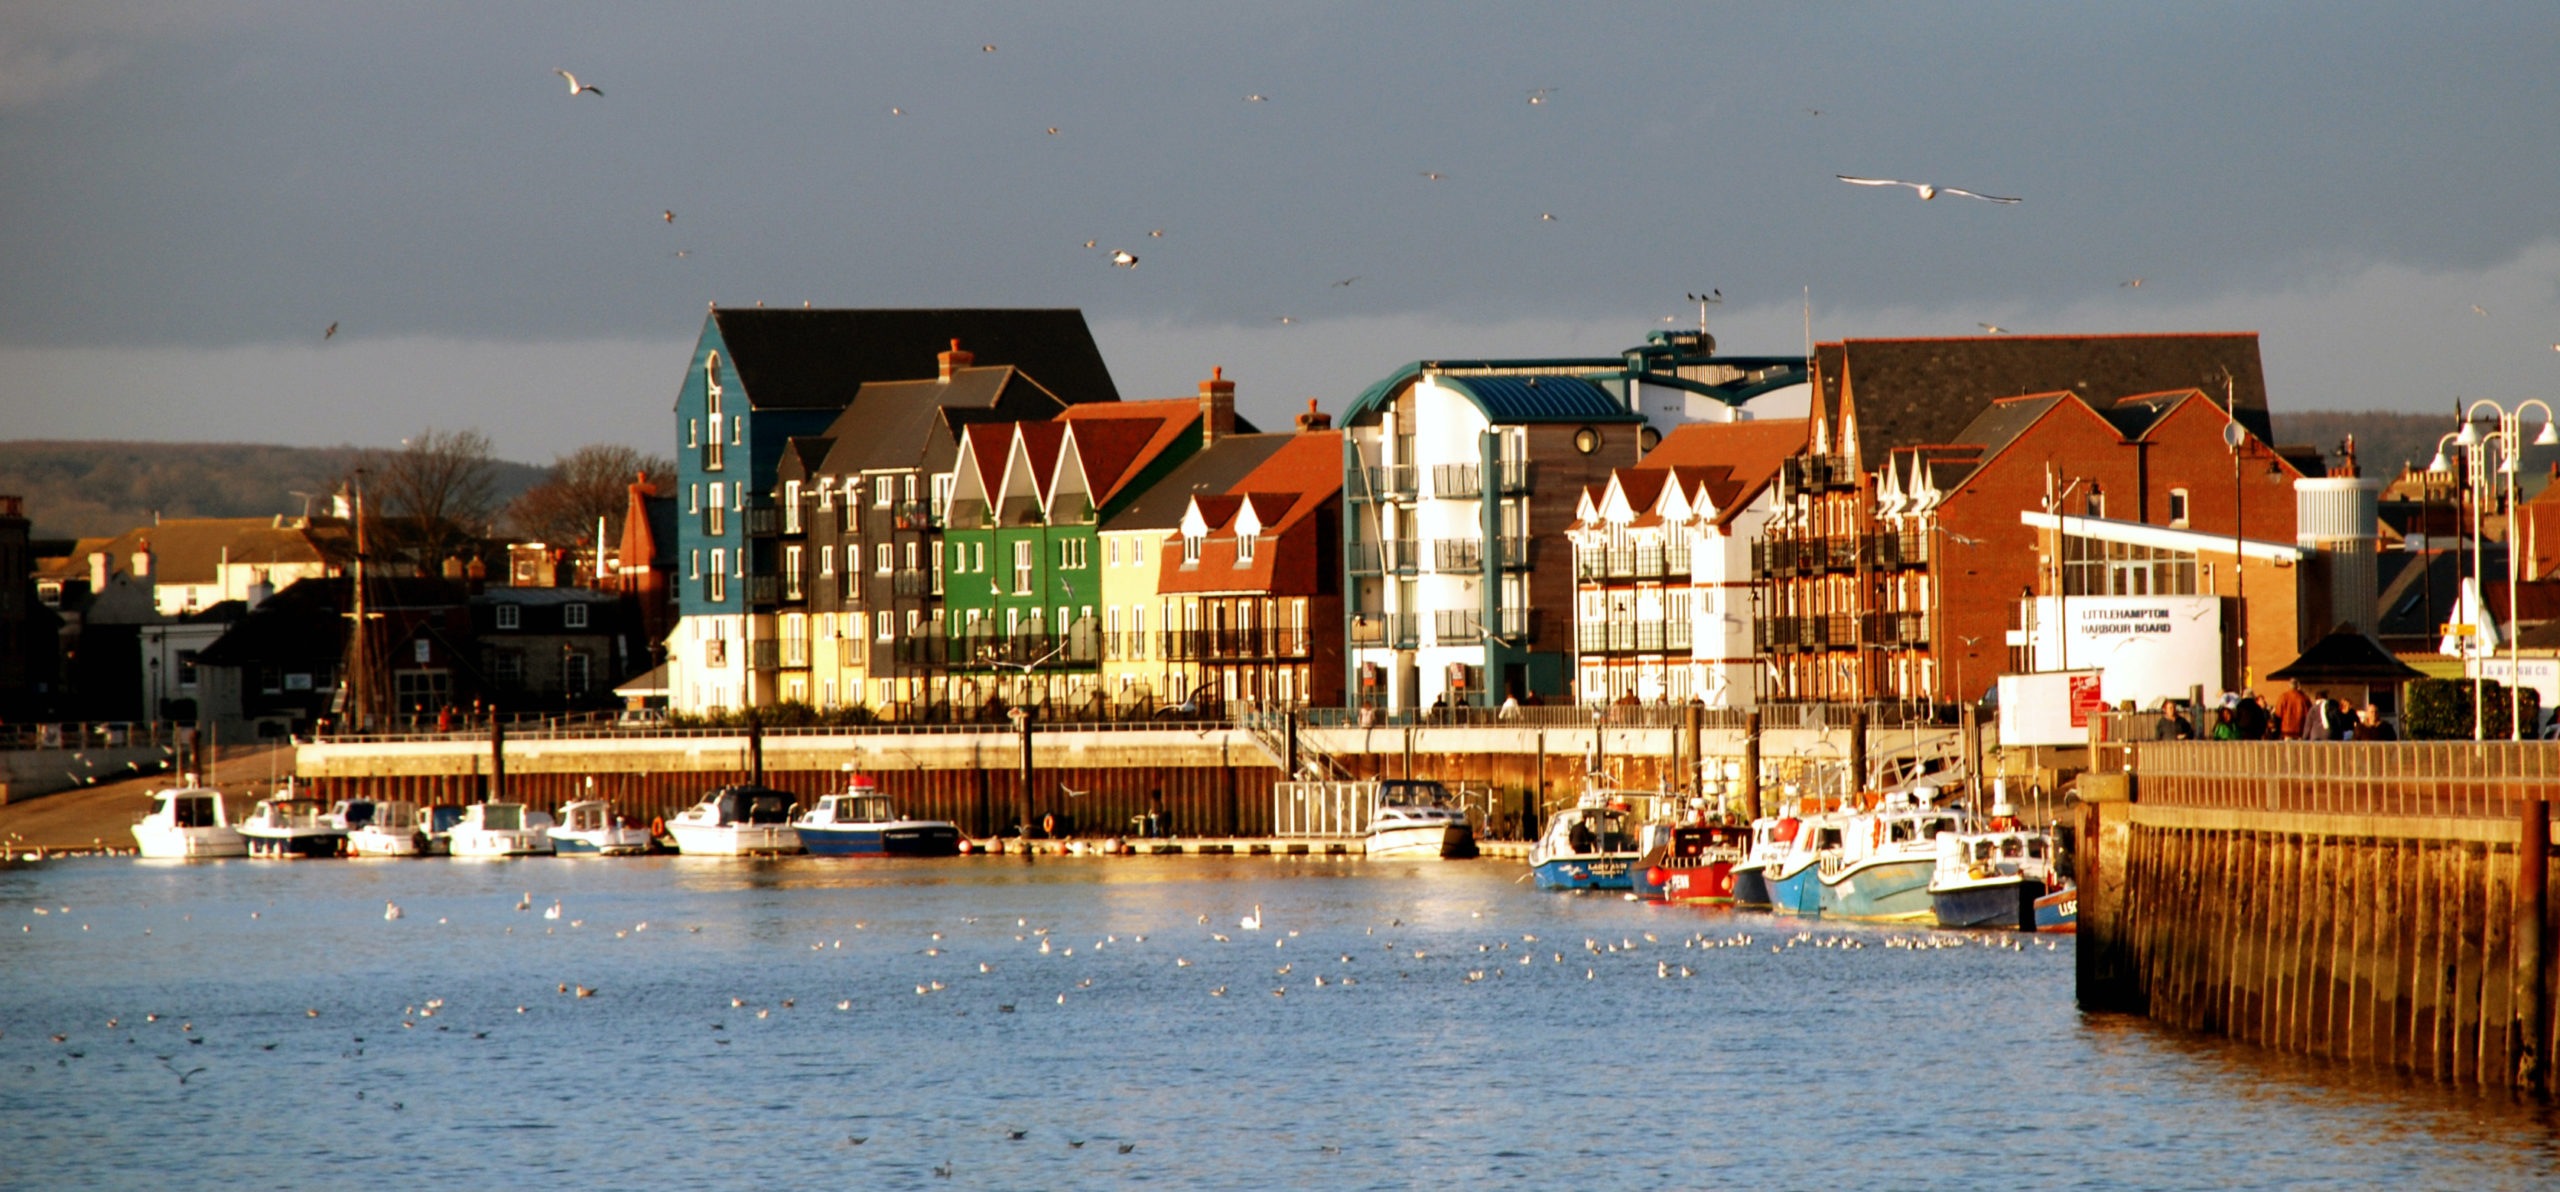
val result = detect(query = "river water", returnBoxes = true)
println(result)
[4,854,2555,1190]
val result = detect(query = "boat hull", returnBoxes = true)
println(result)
[347,828,425,858]
[1729,863,1772,907]
[1651,860,1740,905]
[242,831,346,859]
[798,824,961,857]
[668,824,801,856]
[1365,823,1477,860]
[1530,853,1638,891]
[552,829,653,856]
[131,825,247,860]
[2034,885,2079,933]
[1819,857,1937,922]
[1765,861,1826,915]
[1930,875,2044,930]
[450,831,556,858]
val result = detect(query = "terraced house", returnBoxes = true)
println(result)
[939,373,1233,714]
[1153,419,1345,711]
[663,307,1120,715]
[1096,429,1297,707]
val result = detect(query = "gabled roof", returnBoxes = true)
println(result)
[1223,431,1343,520]
[1438,374,1643,424]
[2267,627,2427,685]
[1099,434,1296,533]
[812,364,1067,476]
[1058,399,1205,503]
[705,308,1119,410]
[1639,418,1808,527]
[1813,332,2273,461]
[39,519,346,586]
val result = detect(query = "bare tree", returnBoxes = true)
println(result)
[504,443,675,551]
[359,428,500,573]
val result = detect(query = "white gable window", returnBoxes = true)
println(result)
[563,603,588,629]
[1183,535,1203,564]
[495,603,520,630]
[1236,534,1256,564]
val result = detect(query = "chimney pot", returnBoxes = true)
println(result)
[938,338,974,381]
[1294,398,1332,431]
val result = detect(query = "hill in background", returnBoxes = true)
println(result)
[2271,410,2558,489]
[0,441,548,540]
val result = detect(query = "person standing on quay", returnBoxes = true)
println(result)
[2271,681,2311,739]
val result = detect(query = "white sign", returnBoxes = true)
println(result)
[2018,594,2223,709]
[1998,670,2106,747]
[2466,656,2560,717]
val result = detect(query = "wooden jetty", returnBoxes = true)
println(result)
[2078,737,2556,1096]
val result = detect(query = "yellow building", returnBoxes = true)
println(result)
[1096,434,1293,710]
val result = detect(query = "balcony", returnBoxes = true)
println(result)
[1104,631,1148,661]
[893,500,937,531]
[1364,465,1417,499]
[1348,613,1419,649]
[945,499,989,530]
[1665,619,1692,650]
[1431,463,1481,498]
[1863,611,1930,646]
[1496,458,1532,494]
[1578,546,1669,581]
[744,501,780,538]
[1781,456,1856,494]
[892,571,931,597]
[948,630,1097,669]
[745,575,778,606]
[1351,539,1419,574]
[1432,608,1482,643]
[893,630,947,666]
[1432,538,1482,572]
[1496,536,1534,569]
[746,638,781,671]
[1161,627,1313,661]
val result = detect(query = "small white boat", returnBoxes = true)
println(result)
[347,800,427,857]
[550,799,654,856]
[238,795,349,859]
[666,785,802,856]
[131,781,247,859]
[449,802,558,858]
[792,777,960,857]
[418,804,467,856]
[1363,780,1478,859]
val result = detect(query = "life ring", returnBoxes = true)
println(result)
[649,816,666,838]
[1041,812,1057,838]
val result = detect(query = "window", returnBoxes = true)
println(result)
[495,603,521,630]
[176,649,199,689]
[783,481,802,533]
[820,546,835,577]
[710,549,727,602]
[1108,538,1120,567]
[564,653,591,696]
[973,542,986,573]
[904,474,918,503]
[877,544,893,575]
[875,478,894,508]
[841,482,861,532]
[563,603,588,629]
[783,546,805,600]
[2167,488,2190,527]
[877,611,892,641]
[1183,535,1203,564]
[933,473,953,519]
[1060,538,1087,569]
[491,653,523,686]
[1013,540,1035,594]
[690,550,700,580]
[1236,534,1256,564]
[904,542,919,573]
[689,484,699,515]
[703,354,725,471]
[931,547,944,595]
[707,483,725,536]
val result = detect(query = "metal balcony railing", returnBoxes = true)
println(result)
[1431,463,1481,498]
[1432,538,1482,572]
[744,502,780,538]
[1496,459,1532,494]
[1496,536,1533,568]
[1160,628,1314,661]
[1433,609,1482,643]
[1349,613,1419,648]
[1365,465,1417,499]
[892,571,930,597]
[1491,607,1534,639]
[746,575,778,606]
[893,501,937,531]
[746,638,781,671]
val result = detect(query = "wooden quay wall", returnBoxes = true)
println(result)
[2079,738,2558,1096]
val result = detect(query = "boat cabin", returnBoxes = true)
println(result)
[468,803,528,831]
[1376,780,1453,809]
[254,799,331,829]
[423,804,468,835]
[156,790,228,827]
[1543,804,1634,856]
[559,801,618,833]
[704,785,797,824]
[815,793,901,824]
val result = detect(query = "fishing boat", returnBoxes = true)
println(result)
[1763,810,1841,915]
[417,804,467,856]
[448,802,557,858]
[130,781,247,859]
[237,794,349,859]
[1363,779,1478,859]
[2033,884,2079,933]
[792,776,960,857]
[1633,819,1752,904]
[549,798,654,856]
[1527,784,1644,891]
[1728,815,1793,907]
[1816,792,1964,923]
[348,800,427,857]
[1928,827,2067,931]
[666,785,802,855]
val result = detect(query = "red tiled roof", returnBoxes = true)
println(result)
[1060,398,1203,503]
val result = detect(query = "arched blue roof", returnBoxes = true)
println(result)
[1343,361,1642,426]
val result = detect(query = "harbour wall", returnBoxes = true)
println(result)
[291,719,1961,841]
[2078,739,2557,1097]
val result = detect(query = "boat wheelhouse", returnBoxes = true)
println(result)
[792,777,960,857]
[449,802,557,858]
[1527,786,1647,891]
[550,799,654,856]
[666,785,802,856]
[1930,827,2068,931]
[238,797,348,859]
[131,782,247,859]
[1817,795,1963,922]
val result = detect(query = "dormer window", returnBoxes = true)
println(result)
[564,603,588,629]
[1183,535,1203,564]
[1236,534,1257,564]
[495,603,520,630]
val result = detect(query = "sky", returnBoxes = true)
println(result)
[4,2,2560,462]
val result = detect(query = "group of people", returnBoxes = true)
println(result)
[2153,681,2395,742]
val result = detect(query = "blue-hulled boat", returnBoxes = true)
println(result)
[1927,826,2068,930]
[792,777,961,857]
[1763,813,1839,915]
[1728,816,1794,908]
[1817,796,1963,923]
[1528,789,1642,891]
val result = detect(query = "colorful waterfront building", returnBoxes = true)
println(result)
[1097,430,1296,709]
[1153,418,1346,711]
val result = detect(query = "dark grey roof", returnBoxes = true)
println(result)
[709,308,1120,410]
[2267,628,2426,684]
[1099,434,1296,533]
[1939,394,2070,467]
[1817,333,2274,460]
[809,366,1068,476]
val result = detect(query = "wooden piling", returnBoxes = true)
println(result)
[2520,793,2549,1094]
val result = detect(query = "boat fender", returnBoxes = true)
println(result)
[1645,866,1669,889]
[1775,817,1800,843]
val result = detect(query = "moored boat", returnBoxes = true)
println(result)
[550,798,654,856]
[1633,820,1752,904]
[2033,884,2079,933]
[1729,815,1794,908]
[666,785,802,855]
[448,802,557,858]
[1528,785,1643,891]
[238,795,349,859]
[1928,827,2065,930]
[792,777,960,857]
[1817,794,1962,923]
[348,800,427,857]
[131,781,247,859]
[1363,780,1478,859]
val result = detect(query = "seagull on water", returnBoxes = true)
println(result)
[1835,175,2019,203]
[553,69,603,97]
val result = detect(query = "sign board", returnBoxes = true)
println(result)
[2019,594,2223,709]
[2466,656,2560,723]
[2000,670,2106,747]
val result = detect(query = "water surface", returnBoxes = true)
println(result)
[3,855,2555,1190]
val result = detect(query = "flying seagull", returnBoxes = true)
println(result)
[1420,171,1447,181]
[1149,229,1165,238]
[553,69,603,97]
[1526,88,1555,105]
[981,44,996,52]
[1046,127,1059,135]
[1082,239,1097,248]
[1245,94,1269,102]
[1836,175,2019,203]
[2471,304,2489,317]
[1978,323,2009,334]
[1539,212,1557,221]
[2120,278,2144,288]
[1331,276,1361,287]
[662,210,675,224]
[1110,250,1138,267]
[323,322,338,340]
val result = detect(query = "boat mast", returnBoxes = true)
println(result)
[345,470,377,734]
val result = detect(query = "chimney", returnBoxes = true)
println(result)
[1199,366,1236,446]
[132,538,153,579]
[1295,398,1331,431]
[938,338,973,381]
[90,549,108,591]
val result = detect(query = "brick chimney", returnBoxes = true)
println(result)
[938,338,974,381]
[1294,398,1331,431]
[1199,366,1236,446]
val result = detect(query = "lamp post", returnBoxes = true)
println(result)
[2434,400,2557,739]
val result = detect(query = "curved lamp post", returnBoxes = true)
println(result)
[2432,399,2557,739]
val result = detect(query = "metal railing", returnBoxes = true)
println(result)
[1496,536,1533,568]
[1348,613,1419,648]
[1496,459,1532,494]
[892,571,930,597]
[893,501,937,530]
[746,638,781,671]
[1432,538,1482,572]
[744,503,780,537]
[1365,465,1417,498]
[1349,539,1419,573]
[1161,627,1313,661]
[1431,463,1481,498]
[746,575,779,606]
[1433,609,1482,643]
[2108,737,2560,822]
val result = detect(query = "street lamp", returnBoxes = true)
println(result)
[2451,399,2555,740]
